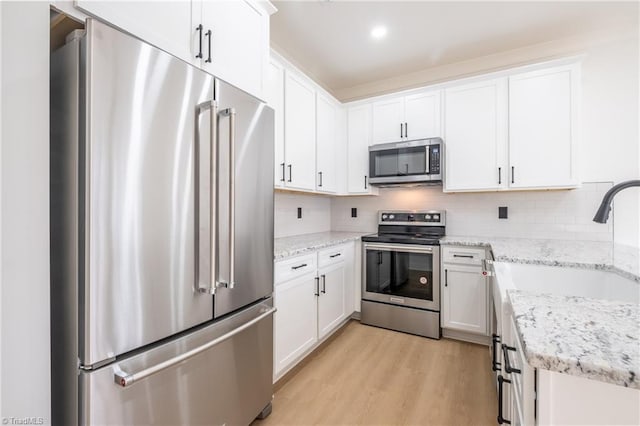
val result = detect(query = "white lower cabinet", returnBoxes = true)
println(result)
[274,242,355,380]
[274,271,318,375]
[317,263,346,339]
[441,246,490,341]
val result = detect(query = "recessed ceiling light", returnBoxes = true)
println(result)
[370,26,387,40]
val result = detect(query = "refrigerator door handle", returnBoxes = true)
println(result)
[196,100,218,295]
[113,307,277,387]
[216,108,236,290]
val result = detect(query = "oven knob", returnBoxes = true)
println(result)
[433,214,440,221]
[389,214,395,219]
[425,214,431,220]
[382,214,388,220]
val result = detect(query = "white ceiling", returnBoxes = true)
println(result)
[270,1,638,100]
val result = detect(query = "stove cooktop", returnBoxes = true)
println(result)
[361,210,446,246]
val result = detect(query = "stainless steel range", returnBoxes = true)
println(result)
[361,210,445,339]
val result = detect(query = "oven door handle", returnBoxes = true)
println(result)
[364,243,434,253]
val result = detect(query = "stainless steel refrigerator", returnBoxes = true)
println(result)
[50,19,275,425]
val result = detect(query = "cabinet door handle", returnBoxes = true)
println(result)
[280,163,285,182]
[497,375,512,425]
[314,277,320,296]
[444,269,448,287]
[404,122,408,138]
[502,344,521,374]
[287,164,292,182]
[318,171,323,187]
[400,123,403,138]
[195,24,203,59]
[364,175,368,189]
[321,274,326,294]
[498,167,502,185]
[453,254,474,259]
[511,166,515,184]
[205,29,212,63]
[492,334,502,371]
[291,263,307,270]
[329,253,341,258]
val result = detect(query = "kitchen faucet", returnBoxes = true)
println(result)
[592,179,640,223]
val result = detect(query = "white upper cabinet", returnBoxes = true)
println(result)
[508,64,579,189]
[75,0,272,99]
[75,1,194,64]
[284,71,317,191]
[371,98,404,144]
[316,94,338,193]
[265,59,285,187]
[404,91,442,141]
[196,0,269,98]
[444,79,507,192]
[347,104,377,194]
[371,90,441,145]
[444,62,580,192]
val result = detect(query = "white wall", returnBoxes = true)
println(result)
[0,1,51,423]
[275,191,331,238]
[580,36,639,249]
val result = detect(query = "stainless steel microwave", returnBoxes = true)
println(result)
[368,137,442,185]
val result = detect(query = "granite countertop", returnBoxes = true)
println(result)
[508,290,640,389]
[441,235,639,388]
[274,231,369,259]
[440,236,639,283]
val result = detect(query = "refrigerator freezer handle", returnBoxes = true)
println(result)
[196,100,219,295]
[113,307,277,387]
[216,108,236,290]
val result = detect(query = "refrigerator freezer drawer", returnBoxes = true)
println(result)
[79,299,274,425]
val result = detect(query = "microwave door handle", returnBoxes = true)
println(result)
[425,146,430,174]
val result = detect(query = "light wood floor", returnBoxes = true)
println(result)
[254,320,497,426]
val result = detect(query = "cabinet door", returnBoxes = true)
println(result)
[347,104,373,193]
[442,265,488,335]
[318,264,346,339]
[404,91,441,140]
[444,79,507,192]
[284,71,317,191]
[265,59,285,187]
[508,65,579,189]
[76,1,193,64]
[316,94,337,193]
[200,0,267,98]
[274,273,318,377]
[371,97,404,144]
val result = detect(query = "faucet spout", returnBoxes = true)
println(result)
[592,179,640,223]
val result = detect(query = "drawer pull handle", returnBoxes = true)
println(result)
[502,344,521,374]
[291,263,308,270]
[453,254,474,259]
[497,375,512,425]
[329,253,341,258]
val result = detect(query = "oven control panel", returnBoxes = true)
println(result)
[379,210,446,226]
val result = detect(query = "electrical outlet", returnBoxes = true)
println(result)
[499,206,508,219]
[351,208,357,218]
[297,207,302,219]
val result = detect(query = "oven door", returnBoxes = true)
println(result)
[363,242,440,311]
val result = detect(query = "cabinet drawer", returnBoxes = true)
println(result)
[442,246,486,266]
[318,244,349,268]
[275,253,317,285]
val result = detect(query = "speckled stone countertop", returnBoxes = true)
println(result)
[508,290,640,389]
[440,236,639,283]
[274,231,369,260]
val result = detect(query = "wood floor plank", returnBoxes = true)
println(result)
[254,321,497,426]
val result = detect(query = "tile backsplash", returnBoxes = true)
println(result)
[275,191,332,238]
[330,183,614,241]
